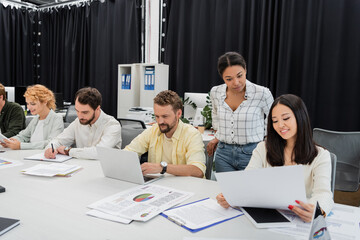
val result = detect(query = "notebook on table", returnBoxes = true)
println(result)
[0,217,20,236]
[24,153,72,163]
[96,147,162,185]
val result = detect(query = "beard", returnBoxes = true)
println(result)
[158,117,178,134]
[159,123,172,133]
[79,112,95,125]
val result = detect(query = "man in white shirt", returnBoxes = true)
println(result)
[44,87,121,159]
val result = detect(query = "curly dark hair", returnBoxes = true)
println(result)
[153,90,183,112]
[75,87,102,110]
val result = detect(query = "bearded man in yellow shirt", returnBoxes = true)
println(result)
[125,90,206,178]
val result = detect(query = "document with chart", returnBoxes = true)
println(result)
[88,184,193,222]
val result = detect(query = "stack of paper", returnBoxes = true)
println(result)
[22,163,81,177]
[87,184,193,224]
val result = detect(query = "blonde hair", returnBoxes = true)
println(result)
[24,84,56,110]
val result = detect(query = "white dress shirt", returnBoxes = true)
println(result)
[47,110,122,159]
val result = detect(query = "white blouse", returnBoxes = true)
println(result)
[246,141,334,215]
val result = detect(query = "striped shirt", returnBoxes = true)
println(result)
[210,80,273,145]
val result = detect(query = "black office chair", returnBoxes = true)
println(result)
[313,128,360,192]
[329,152,337,195]
[121,127,145,149]
[64,105,77,128]
[118,118,146,129]
[121,126,148,163]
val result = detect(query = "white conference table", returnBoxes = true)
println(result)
[0,149,294,240]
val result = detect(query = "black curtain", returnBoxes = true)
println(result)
[0,5,35,86]
[39,0,141,117]
[163,0,360,131]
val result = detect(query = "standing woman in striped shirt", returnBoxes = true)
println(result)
[207,52,274,172]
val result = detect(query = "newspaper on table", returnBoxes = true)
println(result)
[88,184,194,222]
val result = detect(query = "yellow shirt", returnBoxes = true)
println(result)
[162,135,173,163]
[124,120,206,175]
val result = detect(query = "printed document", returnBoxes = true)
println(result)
[86,210,132,224]
[215,165,307,210]
[88,184,193,221]
[0,158,23,170]
[162,198,242,231]
[22,163,81,177]
[270,203,360,240]
[0,133,9,143]
[24,153,72,163]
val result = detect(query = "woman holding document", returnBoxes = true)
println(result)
[1,84,64,150]
[216,94,334,222]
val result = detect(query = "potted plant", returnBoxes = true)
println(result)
[201,93,212,129]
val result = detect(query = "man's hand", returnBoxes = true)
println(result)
[56,146,67,155]
[44,147,58,159]
[206,137,219,156]
[140,162,162,175]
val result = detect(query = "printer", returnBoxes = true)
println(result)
[126,107,154,124]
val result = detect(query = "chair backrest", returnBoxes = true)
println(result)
[313,128,360,192]
[64,105,77,124]
[118,118,146,129]
[329,152,337,195]
[121,127,145,149]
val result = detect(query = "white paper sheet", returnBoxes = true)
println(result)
[270,204,360,240]
[215,165,307,210]
[86,209,132,224]
[163,198,242,230]
[0,133,9,143]
[24,153,72,163]
[0,158,23,170]
[88,184,193,222]
[22,163,81,177]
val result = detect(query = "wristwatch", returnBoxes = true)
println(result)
[160,161,168,174]
[64,146,72,156]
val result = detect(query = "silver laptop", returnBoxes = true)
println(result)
[97,147,162,185]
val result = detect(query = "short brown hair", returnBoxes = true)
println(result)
[24,84,56,110]
[0,83,6,100]
[153,90,183,112]
[75,87,102,110]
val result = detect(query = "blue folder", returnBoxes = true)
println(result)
[160,197,243,233]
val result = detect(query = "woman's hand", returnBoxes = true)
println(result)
[288,200,315,222]
[206,138,219,156]
[3,138,21,150]
[216,193,230,208]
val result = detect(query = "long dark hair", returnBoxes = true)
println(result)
[266,94,318,166]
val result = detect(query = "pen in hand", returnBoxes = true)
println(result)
[51,143,54,153]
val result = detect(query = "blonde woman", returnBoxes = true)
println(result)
[1,85,64,150]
